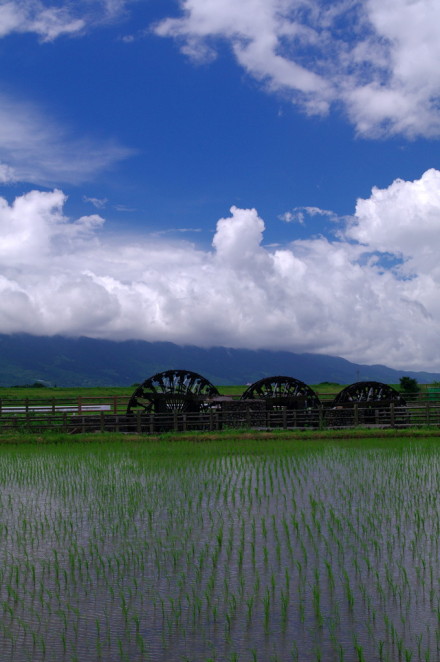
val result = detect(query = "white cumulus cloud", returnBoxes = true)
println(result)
[1,170,440,370]
[154,0,440,138]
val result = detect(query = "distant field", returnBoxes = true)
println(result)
[0,382,425,400]
[0,383,346,403]
[0,386,134,400]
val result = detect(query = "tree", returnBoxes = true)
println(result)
[399,376,420,394]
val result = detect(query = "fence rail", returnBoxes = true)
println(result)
[1,400,440,433]
[0,395,130,416]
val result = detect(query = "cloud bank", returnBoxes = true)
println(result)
[154,0,440,138]
[1,170,440,370]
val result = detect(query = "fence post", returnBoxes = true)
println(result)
[78,396,82,414]
[100,411,105,433]
[282,407,287,429]
[173,411,178,431]
[390,402,395,427]
[136,411,141,434]
[426,402,430,426]
[113,396,118,414]
[319,406,324,429]
[354,404,359,426]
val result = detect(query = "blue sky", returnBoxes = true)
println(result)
[1,0,440,371]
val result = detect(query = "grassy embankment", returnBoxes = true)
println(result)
[1,426,440,445]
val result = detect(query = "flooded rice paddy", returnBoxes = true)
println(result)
[0,437,439,661]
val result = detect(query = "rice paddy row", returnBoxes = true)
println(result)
[0,436,438,661]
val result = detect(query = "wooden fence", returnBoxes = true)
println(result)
[1,397,440,433]
[0,395,130,416]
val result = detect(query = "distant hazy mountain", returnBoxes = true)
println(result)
[0,333,439,387]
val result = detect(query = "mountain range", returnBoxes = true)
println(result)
[0,334,439,387]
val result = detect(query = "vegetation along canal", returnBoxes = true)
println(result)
[0,435,439,661]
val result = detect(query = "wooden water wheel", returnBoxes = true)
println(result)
[329,381,407,425]
[126,369,219,414]
[241,375,321,410]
